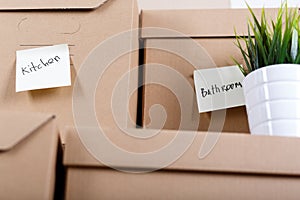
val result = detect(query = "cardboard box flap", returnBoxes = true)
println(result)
[0,0,109,10]
[0,112,55,151]
[64,126,300,176]
[141,8,278,38]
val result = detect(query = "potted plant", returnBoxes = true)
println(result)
[234,3,300,137]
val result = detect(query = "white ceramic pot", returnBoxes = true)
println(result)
[243,64,300,137]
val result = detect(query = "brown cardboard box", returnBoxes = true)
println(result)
[140,9,278,133]
[0,0,139,138]
[0,112,59,199]
[64,126,300,199]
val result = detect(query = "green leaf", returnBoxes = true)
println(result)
[291,28,298,61]
[232,1,300,74]
[231,56,247,76]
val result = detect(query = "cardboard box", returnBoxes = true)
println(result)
[140,9,278,133]
[0,0,139,137]
[0,112,59,199]
[64,126,300,199]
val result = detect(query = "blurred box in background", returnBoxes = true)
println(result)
[138,0,300,10]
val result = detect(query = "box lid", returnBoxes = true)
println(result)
[0,112,55,151]
[140,9,278,38]
[0,0,108,10]
[64,126,300,176]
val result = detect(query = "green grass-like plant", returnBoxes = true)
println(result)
[233,2,300,75]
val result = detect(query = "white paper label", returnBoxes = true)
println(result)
[16,44,71,92]
[194,66,245,113]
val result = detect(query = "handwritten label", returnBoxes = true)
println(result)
[16,44,71,92]
[194,65,245,113]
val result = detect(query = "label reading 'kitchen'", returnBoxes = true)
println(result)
[194,65,245,113]
[16,44,71,92]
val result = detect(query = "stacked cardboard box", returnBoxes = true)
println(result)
[140,9,277,133]
[0,0,139,198]
[62,7,300,196]
[64,126,300,199]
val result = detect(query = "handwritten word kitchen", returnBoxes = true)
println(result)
[201,82,242,98]
[21,56,61,75]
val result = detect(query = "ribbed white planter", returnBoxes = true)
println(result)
[243,64,300,137]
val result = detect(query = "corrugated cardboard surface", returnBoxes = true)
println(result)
[141,9,279,38]
[64,127,300,175]
[142,38,249,133]
[64,127,300,199]
[0,0,139,138]
[0,112,58,199]
[66,168,300,200]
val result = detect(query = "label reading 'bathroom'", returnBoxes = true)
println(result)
[194,65,245,113]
